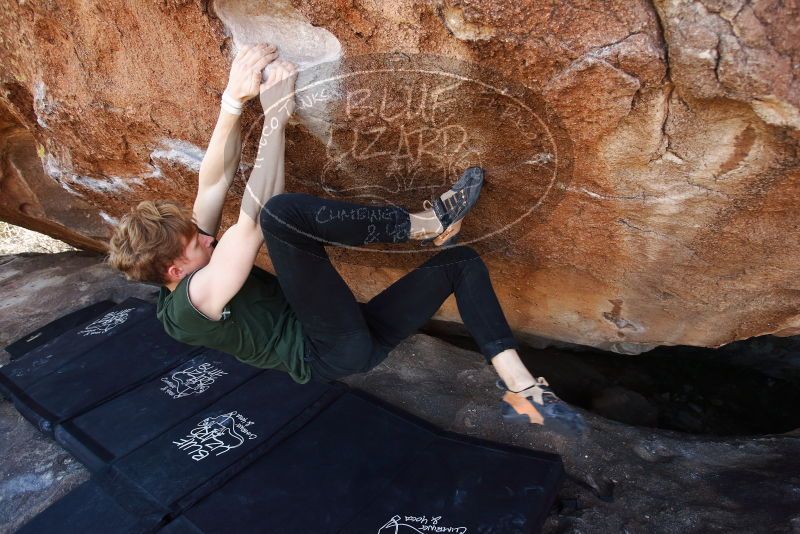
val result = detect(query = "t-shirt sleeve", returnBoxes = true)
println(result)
[158,273,228,344]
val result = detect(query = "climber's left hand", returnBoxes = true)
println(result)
[224,43,278,102]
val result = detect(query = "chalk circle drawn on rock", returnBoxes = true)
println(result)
[238,53,574,258]
[377,514,468,534]
[77,308,135,336]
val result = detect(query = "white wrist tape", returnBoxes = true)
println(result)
[221,90,243,116]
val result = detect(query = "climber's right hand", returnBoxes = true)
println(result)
[224,43,278,103]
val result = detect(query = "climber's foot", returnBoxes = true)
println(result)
[432,218,462,246]
[497,378,587,438]
[416,166,484,247]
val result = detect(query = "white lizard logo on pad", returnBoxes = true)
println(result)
[78,308,135,336]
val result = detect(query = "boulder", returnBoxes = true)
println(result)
[0,0,797,353]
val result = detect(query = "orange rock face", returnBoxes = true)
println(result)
[0,0,797,352]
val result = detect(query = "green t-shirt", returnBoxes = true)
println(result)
[156,265,310,384]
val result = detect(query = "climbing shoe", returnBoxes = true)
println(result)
[497,377,587,437]
[419,166,484,247]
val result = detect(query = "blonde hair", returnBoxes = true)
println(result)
[107,200,197,285]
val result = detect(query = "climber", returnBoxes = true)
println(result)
[107,43,585,437]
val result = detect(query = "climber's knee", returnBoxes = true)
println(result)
[328,329,375,375]
[260,192,304,235]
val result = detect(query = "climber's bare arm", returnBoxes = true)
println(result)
[189,59,298,320]
[194,110,241,236]
[193,43,278,236]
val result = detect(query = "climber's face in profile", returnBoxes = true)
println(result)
[165,227,215,283]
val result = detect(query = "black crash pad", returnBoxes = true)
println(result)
[16,480,143,534]
[0,298,197,434]
[55,350,264,471]
[17,387,562,534]
[1,298,156,394]
[10,301,563,534]
[4,299,116,360]
[162,392,564,534]
[340,433,563,533]
[95,371,344,520]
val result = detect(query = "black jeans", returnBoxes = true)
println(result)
[259,192,519,383]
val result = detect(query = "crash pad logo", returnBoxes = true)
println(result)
[160,362,228,399]
[172,410,257,462]
[77,308,135,336]
[378,514,467,533]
